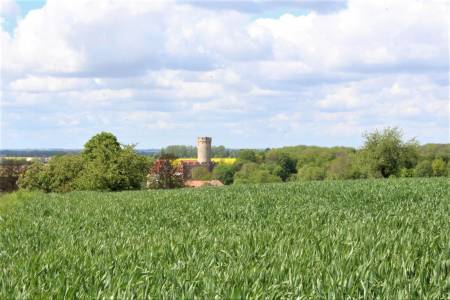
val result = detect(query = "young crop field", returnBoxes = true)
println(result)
[0,178,449,298]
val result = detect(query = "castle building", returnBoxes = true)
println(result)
[178,137,214,179]
[197,137,212,164]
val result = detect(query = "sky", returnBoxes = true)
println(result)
[0,0,448,149]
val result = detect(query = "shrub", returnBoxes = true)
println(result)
[233,163,282,184]
[296,166,326,181]
[212,164,235,185]
[17,162,51,192]
[147,159,183,189]
[326,154,355,180]
[0,159,30,192]
[415,160,433,177]
[238,150,257,162]
[399,168,415,178]
[19,132,151,192]
[47,155,84,192]
[431,158,447,177]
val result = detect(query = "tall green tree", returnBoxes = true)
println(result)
[238,150,257,162]
[19,132,150,192]
[361,127,418,178]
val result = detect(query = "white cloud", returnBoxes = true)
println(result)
[1,0,448,148]
[10,76,95,92]
[253,0,448,72]
[0,0,19,17]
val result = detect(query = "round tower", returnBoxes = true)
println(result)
[197,137,212,164]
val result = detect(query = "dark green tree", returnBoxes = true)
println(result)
[238,150,257,162]
[212,164,235,185]
[19,132,151,192]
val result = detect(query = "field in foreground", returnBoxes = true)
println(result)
[0,179,449,298]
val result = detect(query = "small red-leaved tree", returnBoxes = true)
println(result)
[147,159,183,189]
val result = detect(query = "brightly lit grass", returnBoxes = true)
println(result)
[0,178,449,298]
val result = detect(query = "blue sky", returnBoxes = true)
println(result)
[1,0,448,149]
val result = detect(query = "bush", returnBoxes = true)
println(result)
[233,163,282,184]
[18,162,51,192]
[19,132,151,192]
[47,155,84,192]
[399,168,415,178]
[19,155,90,192]
[296,166,326,181]
[147,159,183,189]
[326,154,355,180]
[415,160,433,177]
[431,158,447,177]
[0,159,30,192]
[238,150,257,162]
[212,164,235,185]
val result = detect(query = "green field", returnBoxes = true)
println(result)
[0,179,449,298]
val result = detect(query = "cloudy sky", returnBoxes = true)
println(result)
[0,0,448,149]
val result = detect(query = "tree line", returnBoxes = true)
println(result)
[187,127,449,184]
[1,127,448,193]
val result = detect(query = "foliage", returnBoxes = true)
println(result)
[160,145,235,158]
[296,165,327,181]
[46,155,84,192]
[19,132,151,192]
[326,153,356,180]
[233,163,282,184]
[147,159,183,189]
[211,146,231,158]
[191,166,213,180]
[238,150,258,163]
[117,146,153,189]
[82,132,121,161]
[265,151,297,181]
[431,158,447,177]
[78,134,151,191]
[361,127,418,178]
[0,159,31,192]
[161,145,196,158]
[212,164,236,185]
[417,143,450,162]
[415,160,433,177]
[399,168,415,178]
[0,179,448,298]
[17,162,50,192]
[18,156,85,192]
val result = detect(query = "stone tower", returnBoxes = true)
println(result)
[197,137,212,164]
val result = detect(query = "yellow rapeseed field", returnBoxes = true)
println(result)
[173,158,236,165]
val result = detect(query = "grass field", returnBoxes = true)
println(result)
[0,178,449,298]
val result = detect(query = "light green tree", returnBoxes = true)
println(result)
[431,158,447,177]
[361,127,418,178]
